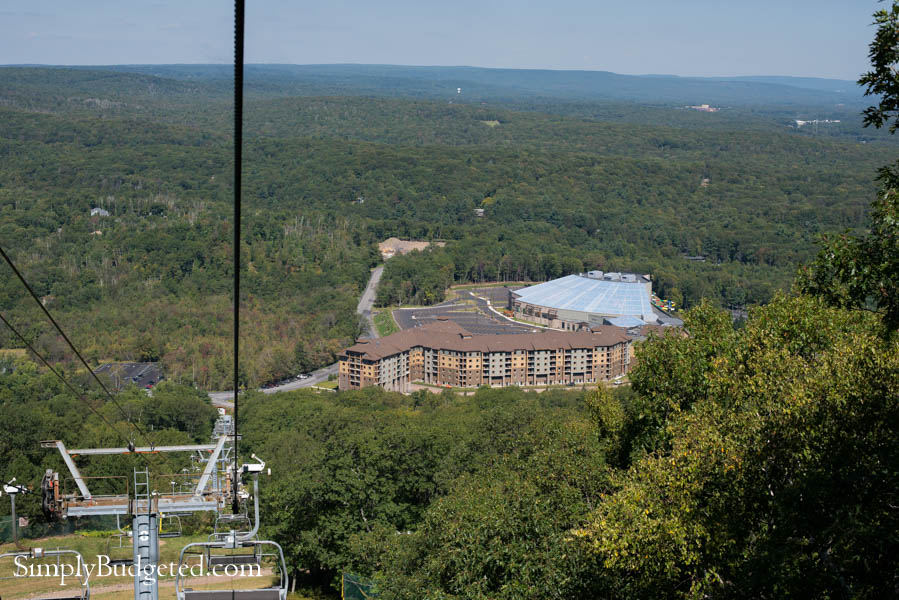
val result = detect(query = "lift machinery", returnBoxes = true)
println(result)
[37,416,286,600]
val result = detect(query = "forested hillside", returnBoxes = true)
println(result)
[6,289,897,598]
[0,65,889,386]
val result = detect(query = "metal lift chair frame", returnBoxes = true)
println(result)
[105,531,135,568]
[175,539,287,600]
[158,514,183,538]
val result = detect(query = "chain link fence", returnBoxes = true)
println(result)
[0,515,118,544]
[342,572,379,599]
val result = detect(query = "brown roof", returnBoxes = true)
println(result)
[421,318,471,335]
[341,321,630,361]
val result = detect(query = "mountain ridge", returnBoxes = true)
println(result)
[1,63,865,107]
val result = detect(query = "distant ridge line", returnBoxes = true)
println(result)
[0,63,864,106]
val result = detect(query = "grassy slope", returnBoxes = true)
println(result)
[0,533,310,600]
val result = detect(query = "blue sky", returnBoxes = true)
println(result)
[0,0,883,80]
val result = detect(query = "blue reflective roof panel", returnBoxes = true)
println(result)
[606,316,646,328]
[515,275,652,317]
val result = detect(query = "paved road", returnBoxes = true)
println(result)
[95,362,163,390]
[392,303,466,330]
[357,265,384,338]
[209,390,237,407]
[208,266,383,406]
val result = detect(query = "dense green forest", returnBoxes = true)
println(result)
[0,64,890,387]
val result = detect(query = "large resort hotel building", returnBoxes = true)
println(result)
[511,272,658,330]
[338,319,631,392]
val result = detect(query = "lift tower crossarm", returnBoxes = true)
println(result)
[67,444,218,455]
[41,440,91,499]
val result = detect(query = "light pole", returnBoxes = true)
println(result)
[3,478,29,550]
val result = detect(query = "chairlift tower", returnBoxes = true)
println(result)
[39,424,240,600]
[8,3,277,597]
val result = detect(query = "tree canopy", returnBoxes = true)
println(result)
[801,1,899,331]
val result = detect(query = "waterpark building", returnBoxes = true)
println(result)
[510,272,657,330]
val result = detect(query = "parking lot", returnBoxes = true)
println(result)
[393,299,536,336]
[94,362,163,390]
[465,285,521,308]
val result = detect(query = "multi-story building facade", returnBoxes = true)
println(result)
[338,319,631,392]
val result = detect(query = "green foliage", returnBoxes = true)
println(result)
[859,2,899,133]
[242,388,453,588]
[574,295,898,598]
[237,386,597,592]
[627,303,735,455]
[368,417,612,600]
[0,108,375,387]
[584,385,630,468]
[799,186,899,330]
[801,1,899,332]
[376,250,454,306]
[119,381,217,440]
[322,296,899,599]
[585,385,625,441]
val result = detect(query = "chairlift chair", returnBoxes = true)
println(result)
[178,456,285,599]
[104,531,134,567]
[176,539,287,600]
[159,513,183,538]
[0,548,90,600]
[207,514,259,564]
[205,540,260,567]
[102,513,133,567]
[213,512,252,535]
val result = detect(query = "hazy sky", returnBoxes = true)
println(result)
[0,1,882,80]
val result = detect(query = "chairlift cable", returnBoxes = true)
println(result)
[0,244,159,451]
[0,311,132,445]
[0,309,170,475]
[232,0,245,514]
